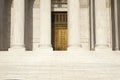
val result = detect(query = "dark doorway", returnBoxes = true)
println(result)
[0,0,12,51]
[52,12,68,51]
[25,0,34,51]
[111,0,120,50]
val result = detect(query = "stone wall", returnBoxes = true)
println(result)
[0,0,112,51]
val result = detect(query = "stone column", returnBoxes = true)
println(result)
[95,0,110,50]
[114,0,119,50]
[67,0,81,50]
[9,0,25,51]
[38,0,53,51]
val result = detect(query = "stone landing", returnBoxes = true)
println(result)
[0,51,120,80]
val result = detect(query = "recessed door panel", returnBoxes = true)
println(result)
[52,12,67,50]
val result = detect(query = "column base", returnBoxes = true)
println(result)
[67,46,85,52]
[9,46,25,52]
[36,46,53,52]
[95,45,112,51]
[114,47,119,51]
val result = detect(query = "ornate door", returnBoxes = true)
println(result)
[52,12,67,50]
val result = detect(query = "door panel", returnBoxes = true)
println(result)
[52,12,67,50]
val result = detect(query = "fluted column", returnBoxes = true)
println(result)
[67,0,81,50]
[95,0,110,50]
[9,0,25,51]
[38,0,53,51]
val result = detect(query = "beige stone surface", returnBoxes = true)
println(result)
[0,0,120,80]
[0,51,120,80]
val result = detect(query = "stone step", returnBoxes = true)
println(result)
[0,63,120,80]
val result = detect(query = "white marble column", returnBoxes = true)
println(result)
[67,0,81,50]
[38,0,53,51]
[95,0,110,50]
[9,0,25,51]
[114,0,119,50]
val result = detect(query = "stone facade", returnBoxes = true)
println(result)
[0,0,113,51]
[0,0,120,80]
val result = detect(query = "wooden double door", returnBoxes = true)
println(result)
[52,12,68,50]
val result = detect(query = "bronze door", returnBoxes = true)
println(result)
[52,12,67,50]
